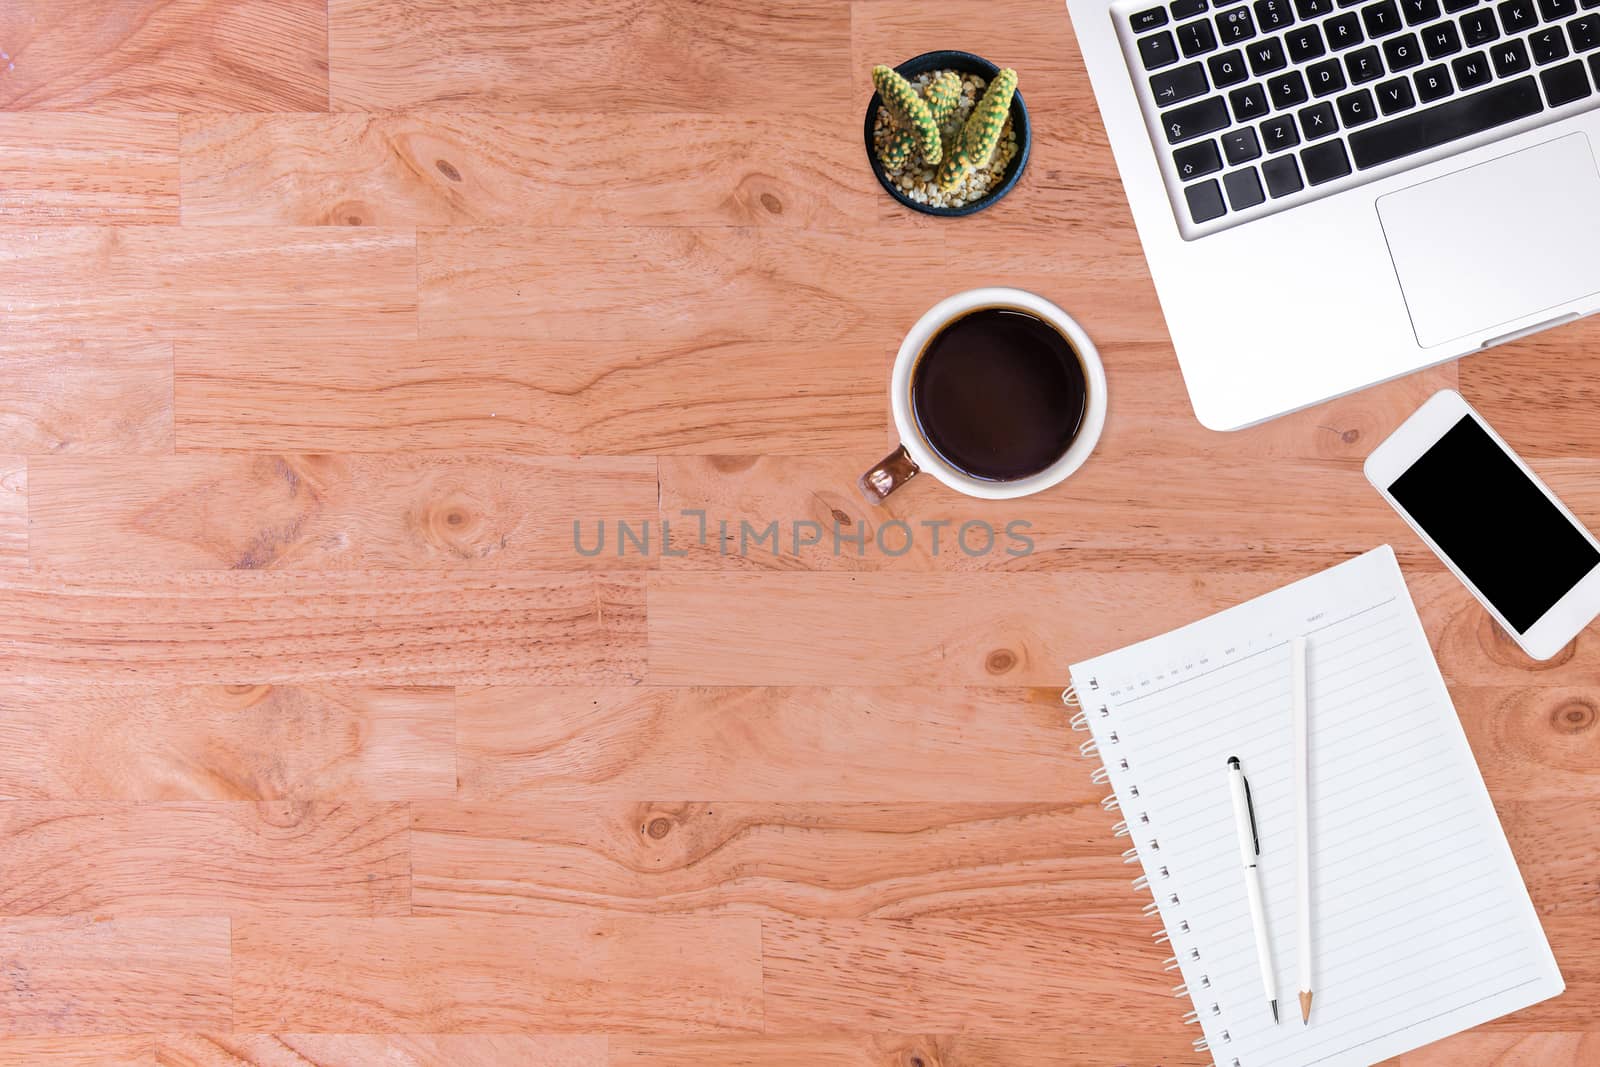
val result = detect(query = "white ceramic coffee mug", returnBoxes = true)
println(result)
[859,287,1107,502]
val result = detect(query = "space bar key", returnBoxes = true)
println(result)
[1348,77,1545,171]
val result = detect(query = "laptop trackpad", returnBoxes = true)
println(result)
[1376,133,1600,348]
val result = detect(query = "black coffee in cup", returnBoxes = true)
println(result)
[910,306,1088,481]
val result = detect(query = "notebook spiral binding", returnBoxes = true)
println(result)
[1064,682,1237,1066]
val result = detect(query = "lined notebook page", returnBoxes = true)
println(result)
[1071,547,1561,1067]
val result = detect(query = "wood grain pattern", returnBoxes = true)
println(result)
[454,686,1088,802]
[327,0,849,113]
[0,918,229,1035]
[0,1,327,111]
[411,801,1120,919]
[0,572,646,685]
[0,802,409,916]
[0,341,173,455]
[0,684,454,801]
[231,916,763,1032]
[0,114,178,223]
[0,458,22,567]
[153,1034,607,1066]
[27,454,659,571]
[173,338,885,455]
[0,0,1592,1060]
[0,227,415,342]
[181,113,874,229]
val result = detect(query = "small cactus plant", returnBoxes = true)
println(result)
[923,70,962,125]
[939,67,1018,191]
[872,65,942,166]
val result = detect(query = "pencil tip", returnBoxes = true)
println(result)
[1300,990,1313,1024]
[1271,999,1279,1023]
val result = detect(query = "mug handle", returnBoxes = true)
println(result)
[858,444,920,504]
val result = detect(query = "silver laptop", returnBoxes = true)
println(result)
[1068,0,1600,429]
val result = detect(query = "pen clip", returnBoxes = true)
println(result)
[1242,773,1260,856]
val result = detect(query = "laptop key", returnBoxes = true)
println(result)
[1217,5,1259,42]
[1414,62,1454,99]
[1347,44,1385,80]
[1173,0,1211,17]
[1152,61,1212,104]
[1185,177,1228,221]
[1255,0,1297,29]
[1327,12,1366,47]
[1376,74,1420,109]
[1571,15,1600,50]
[1385,32,1426,68]
[1493,37,1532,72]
[1498,0,1537,31]
[1164,95,1233,141]
[1140,30,1182,69]
[1347,74,1543,167]
[1425,22,1463,57]
[1452,49,1494,86]
[1249,37,1290,73]
[1540,56,1593,101]
[1209,48,1251,85]
[1444,0,1479,9]
[1532,27,1571,63]
[1230,81,1272,118]
[1224,165,1267,207]
[1298,99,1342,136]
[1179,18,1221,56]
[1224,126,1265,162]
[1363,0,1404,36]
[1261,113,1304,148]
[1308,57,1350,94]
[1460,9,1500,43]
[1338,86,1380,123]
[1294,0,1334,16]
[1287,24,1328,61]
[1540,0,1579,18]
[1402,0,1444,22]
[1268,68,1311,104]
[1301,139,1354,182]
[1262,153,1306,194]
[1174,138,1225,178]
[1132,6,1170,31]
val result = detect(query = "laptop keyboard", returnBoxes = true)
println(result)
[1118,0,1600,235]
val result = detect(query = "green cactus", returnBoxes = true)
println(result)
[936,144,979,191]
[923,70,962,126]
[960,67,1018,167]
[872,65,943,166]
[878,127,918,169]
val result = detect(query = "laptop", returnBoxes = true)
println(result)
[1067,0,1600,429]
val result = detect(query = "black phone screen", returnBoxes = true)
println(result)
[1388,415,1600,632]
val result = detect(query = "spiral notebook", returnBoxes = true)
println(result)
[1066,546,1562,1067]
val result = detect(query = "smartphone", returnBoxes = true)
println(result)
[1365,389,1600,660]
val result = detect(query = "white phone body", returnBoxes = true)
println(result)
[1365,389,1600,661]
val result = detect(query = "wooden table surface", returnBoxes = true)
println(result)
[1,2,1596,1064]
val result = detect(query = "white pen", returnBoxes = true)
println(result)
[1227,754,1279,1023]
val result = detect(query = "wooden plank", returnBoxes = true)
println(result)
[231,916,764,1032]
[0,340,173,455]
[0,802,408,916]
[1452,686,1600,805]
[410,801,1121,919]
[760,916,1181,1033]
[0,572,646,685]
[0,1,327,111]
[608,1032,1199,1066]
[1459,315,1600,458]
[154,1034,607,1066]
[27,454,659,571]
[0,114,178,223]
[0,459,22,567]
[417,228,942,343]
[0,684,454,801]
[657,454,1430,571]
[454,686,1089,802]
[180,113,874,229]
[173,338,885,456]
[646,570,1309,685]
[0,227,415,341]
[328,0,849,113]
[1474,918,1600,1030]
[0,1037,154,1065]
[0,917,229,1035]
[1412,568,1600,683]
